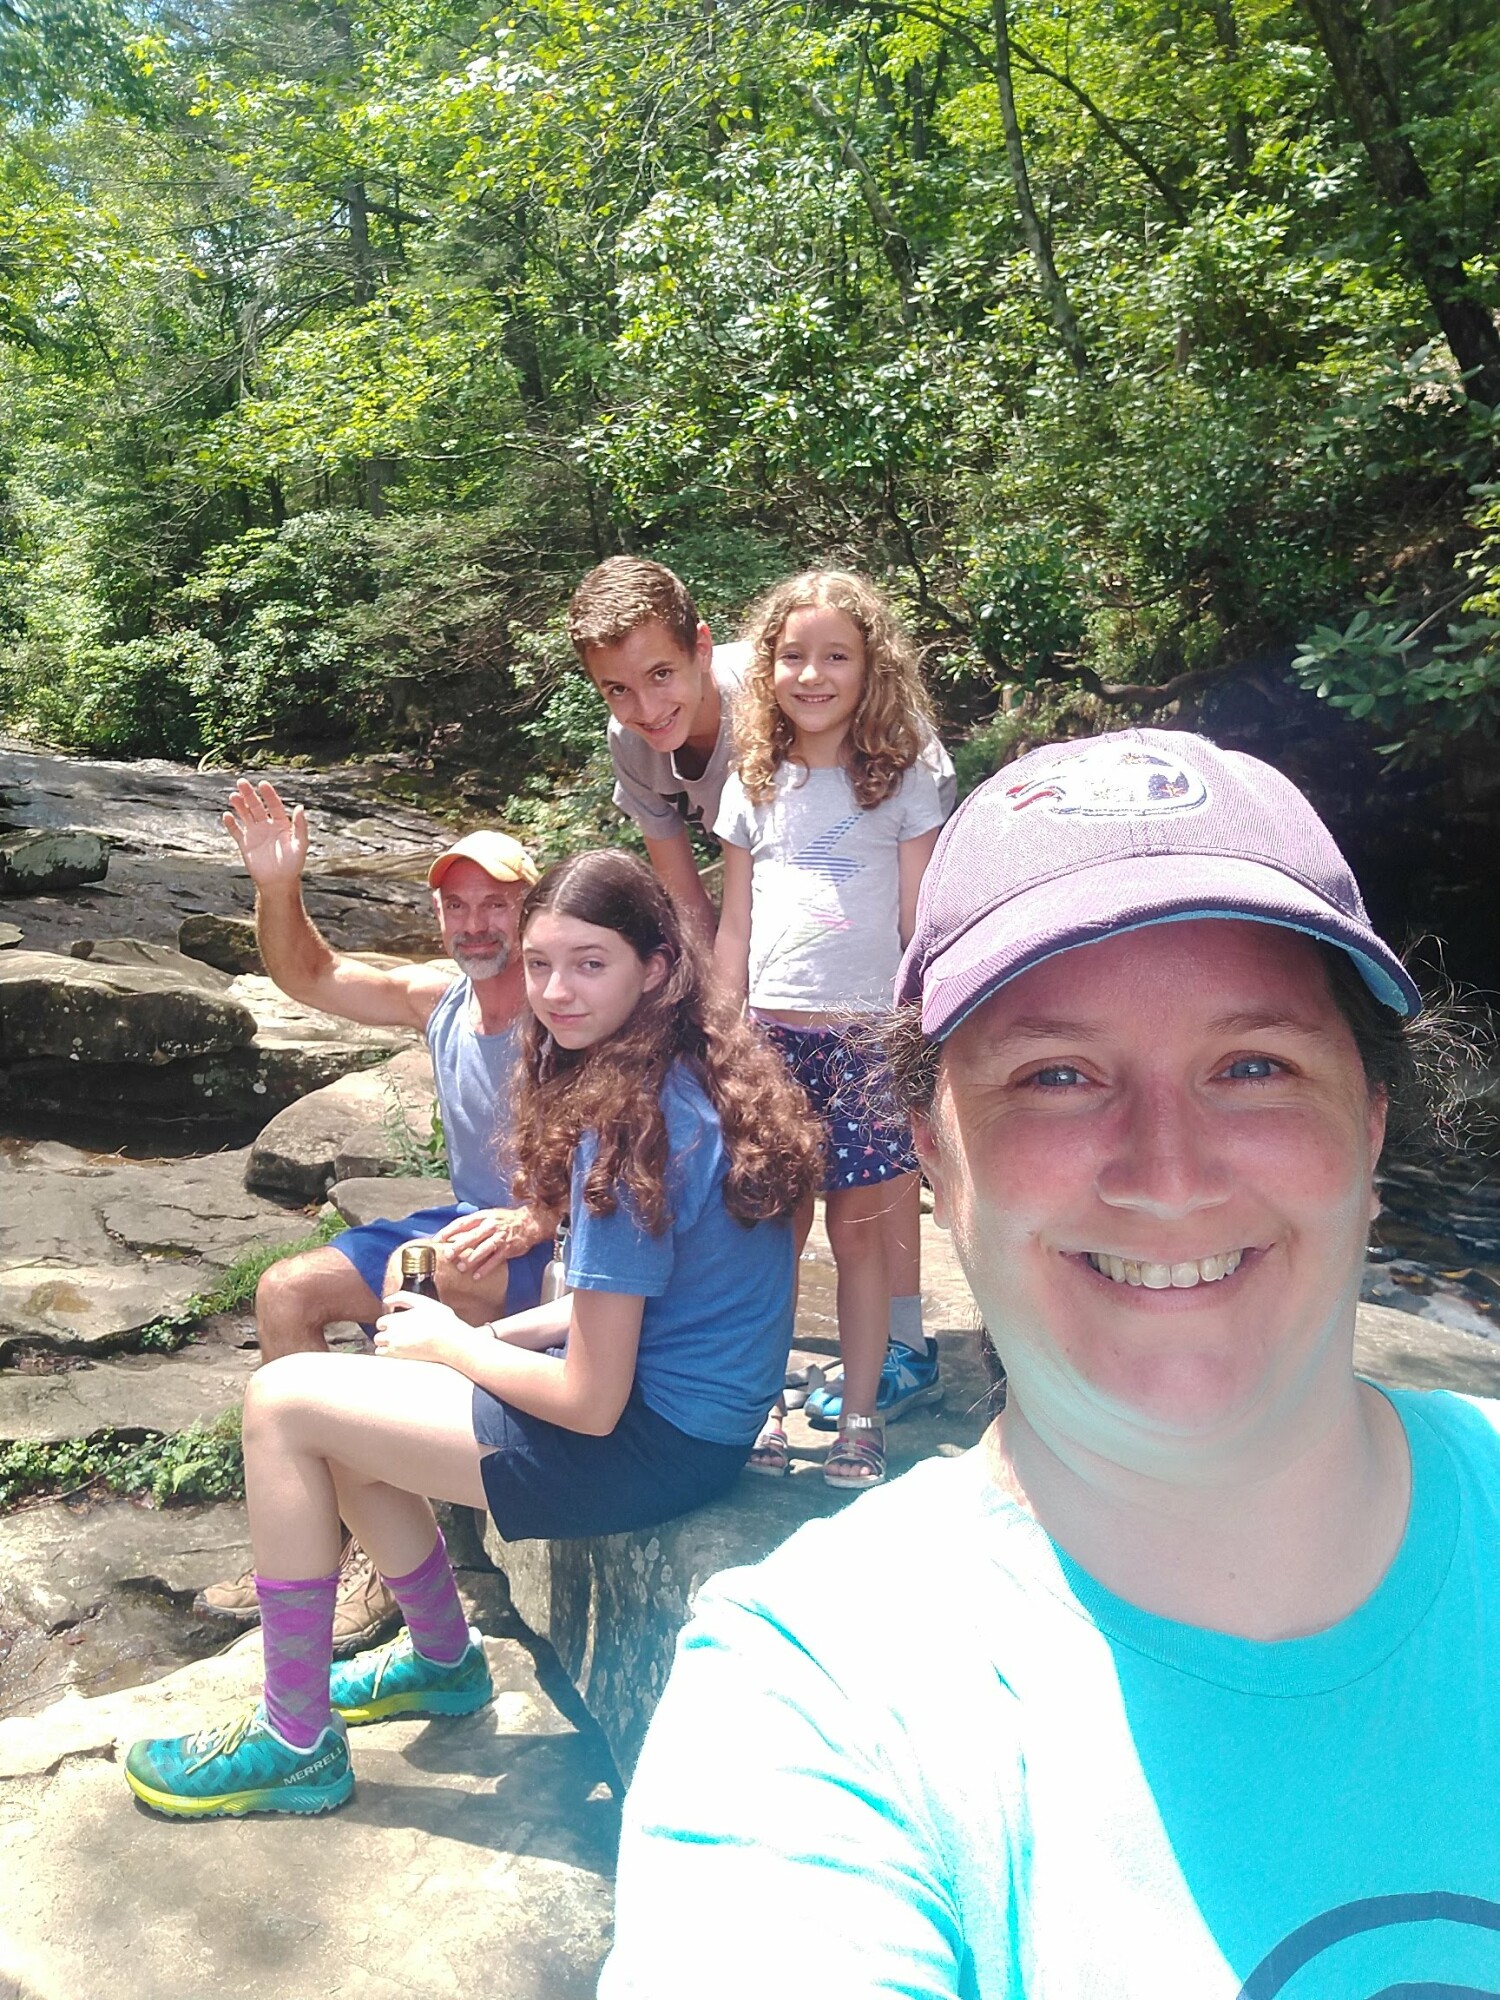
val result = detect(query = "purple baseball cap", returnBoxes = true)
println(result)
[896,728,1420,1039]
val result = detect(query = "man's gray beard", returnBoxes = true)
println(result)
[450,938,511,979]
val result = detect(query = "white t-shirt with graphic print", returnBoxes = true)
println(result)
[714,752,949,1014]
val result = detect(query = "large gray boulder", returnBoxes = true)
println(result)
[0,954,414,1129]
[70,936,234,990]
[0,950,255,1063]
[246,1043,440,1200]
[0,827,108,894]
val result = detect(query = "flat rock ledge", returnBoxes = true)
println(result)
[485,1297,1500,1780]
[0,1626,617,2000]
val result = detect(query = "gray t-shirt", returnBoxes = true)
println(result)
[715,752,950,1013]
[609,643,751,841]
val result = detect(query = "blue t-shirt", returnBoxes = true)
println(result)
[424,977,520,1209]
[565,1065,794,1447]
[604,1387,1500,1998]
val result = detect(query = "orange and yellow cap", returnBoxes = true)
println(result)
[427,830,540,890]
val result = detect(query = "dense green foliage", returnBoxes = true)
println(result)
[2,0,1497,792]
[0,1409,244,1508]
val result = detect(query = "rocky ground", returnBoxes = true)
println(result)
[2,735,1499,1998]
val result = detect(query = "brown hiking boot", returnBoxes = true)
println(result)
[330,1542,401,1659]
[192,1540,401,1658]
[192,1564,259,1626]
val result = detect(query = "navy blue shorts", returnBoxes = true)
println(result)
[472,1384,751,1542]
[330,1204,553,1316]
[759,1021,919,1191]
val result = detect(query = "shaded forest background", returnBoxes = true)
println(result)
[1,0,1498,858]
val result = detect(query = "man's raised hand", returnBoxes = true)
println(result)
[223,780,310,888]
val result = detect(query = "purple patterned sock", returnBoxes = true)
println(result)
[257,1570,338,1750]
[383,1532,470,1666]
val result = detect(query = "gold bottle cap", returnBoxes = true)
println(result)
[399,1242,438,1280]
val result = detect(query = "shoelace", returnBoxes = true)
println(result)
[353,1630,410,1699]
[184,1707,257,1775]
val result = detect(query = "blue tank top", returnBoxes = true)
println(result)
[423,978,521,1208]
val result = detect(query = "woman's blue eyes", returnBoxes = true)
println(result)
[1223,1056,1280,1080]
[1028,1065,1085,1089]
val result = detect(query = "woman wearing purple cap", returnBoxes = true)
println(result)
[602,730,1500,1998]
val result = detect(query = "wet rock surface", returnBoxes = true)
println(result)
[0,737,446,965]
[0,1140,313,1358]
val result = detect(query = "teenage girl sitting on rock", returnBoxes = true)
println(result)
[124,849,824,1820]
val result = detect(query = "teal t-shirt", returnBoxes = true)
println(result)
[604,1388,1500,1998]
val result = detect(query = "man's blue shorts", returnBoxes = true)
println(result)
[329,1203,553,1316]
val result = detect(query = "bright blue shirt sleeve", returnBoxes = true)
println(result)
[565,1132,676,1299]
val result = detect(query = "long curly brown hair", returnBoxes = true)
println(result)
[506,850,825,1235]
[736,569,935,808]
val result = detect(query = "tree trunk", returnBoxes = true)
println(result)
[804,86,919,326]
[1301,0,1500,405]
[1204,0,1252,180]
[991,0,1089,371]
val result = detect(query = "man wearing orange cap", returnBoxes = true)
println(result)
[195,780,553,1650]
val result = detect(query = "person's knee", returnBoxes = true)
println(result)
[826,1200,884,1258]
[254,1252,337,1357]
[434,1245,510,1324]
[242,1351,326,1452]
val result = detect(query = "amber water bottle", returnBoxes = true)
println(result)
[399,1241,442,1301]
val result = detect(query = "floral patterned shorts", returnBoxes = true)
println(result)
[757,1018,919,1193]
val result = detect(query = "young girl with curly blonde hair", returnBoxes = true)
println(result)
[125,850,823,1821]
[715,570,952,1490]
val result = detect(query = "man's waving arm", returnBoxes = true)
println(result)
[223,780,451,1031]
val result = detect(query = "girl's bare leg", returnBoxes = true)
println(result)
[880,1173,922,1317]
[242,1352,489,1583]
[825,1183,895,1420]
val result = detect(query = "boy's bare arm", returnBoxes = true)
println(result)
[223,780,450,1031]
[644,828,716,943]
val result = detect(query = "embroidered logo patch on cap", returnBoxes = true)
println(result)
[1005,744,1209,818]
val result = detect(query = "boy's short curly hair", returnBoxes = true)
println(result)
[568,558,702,662]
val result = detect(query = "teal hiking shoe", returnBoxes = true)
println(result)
[806,1337,942,1431]
[124,1708,352,1821]
[331,1626,493,1726]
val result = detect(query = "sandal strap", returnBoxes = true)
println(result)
[825,1438,886,1486]
[839,1413,884,1437]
